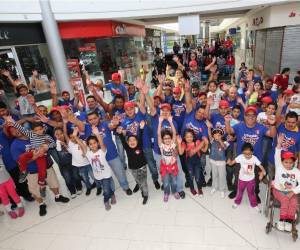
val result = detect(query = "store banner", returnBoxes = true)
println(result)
[67,59,86,106]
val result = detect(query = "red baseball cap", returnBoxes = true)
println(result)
[261,96,273,104]
[198,92,207,98]
[61,90,70,96]
[219,100,229,108]
[245,106,257,114]
[281,151,296,161]
[160,103,171,111]
[124,101,136,110]
[111,73,121,81]
[283,89,294,95]
[173,87,181,94]
[266,78,273,83]
[189,60,198,68]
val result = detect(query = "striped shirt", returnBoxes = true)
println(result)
[13,122,56,150]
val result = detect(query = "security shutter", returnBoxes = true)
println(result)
[264,28,284,77]
[281,25,300,80]
[254,30,267,69]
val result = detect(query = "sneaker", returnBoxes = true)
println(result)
[23,195,34,202]
[185,181,189,188]
[284,222,292,232]
[39,204,47,216]
[17,207,25,217]
[8,211,18,219]
[55,195,70,203]
[207,178,212,187]
[232,203,238,209]
[96,188,102,196]
[228,191,236,199]
[76,189,83,195]
[179,191,185,199]
[210,188,217,195]
[133,184,140,193]
[142,196,148,205]
[253,206,261,213]
[190,189,197,195]
[198,189,204,197]
[111,194,117,205]
[163,194,169,202]
[154,181,160,190]
[91,182,96,189]
[276,220,285,231]
[40,187,46,198]
[71,193,77,199]
[85,189,91,196]
[220,191,225,199]
[174,192,180,199]
[19,171,28,183]
[126,189,133,195]
[104,202,111,211]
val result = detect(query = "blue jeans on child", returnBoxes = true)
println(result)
[77,164,94,190]
[186,154,204,190]
[95,177,115,203]
[163,173,177,195]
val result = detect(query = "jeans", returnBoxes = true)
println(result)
[143,147,159,182]
[131,166,148,196]
[108,156,129,191]
[186,154,204,190]
[95,177,115,203]
[162,173,177,195]
[77,164,94,190]
[262,137,272,168]
[115,135,127,169]
[61,165,82,194]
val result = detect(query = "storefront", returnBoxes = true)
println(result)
[0,23,55,103]
[58,20,147,84]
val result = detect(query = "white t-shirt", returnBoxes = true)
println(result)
[67,141,90,167]
[18,95,35,115]
[235,154,261,181]
[86,149,112,180]
[207,89,223,110]
[159,142,177,165]
[289,94,300,115]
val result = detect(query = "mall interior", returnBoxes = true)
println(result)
[0,0,300,249]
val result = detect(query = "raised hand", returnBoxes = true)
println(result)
[205,119,212,129]
[267,115,276,126]
[27,94,35,106]
[3,115,15,124]
[158,116,164,123]
[277,94,285,107]
[92,126,99,135]
[167,115,173,123]
[141,83,150,95]
[212,56,216,64]
[277,133,285,147]
[157,74,165,85]
[176,135,182,145]
[140,120,145,129]
[37,114,49,123]
[184,79,190,92]
[72,127,79,137]
[134,78,143,90]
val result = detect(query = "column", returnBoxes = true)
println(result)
[39,0,73,96]
[205,22,210,42]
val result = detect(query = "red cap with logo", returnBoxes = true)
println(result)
[219,100,229,108]
[261,96,273,104]
[245,106,257,114]
[281,151,296,161]
[160,103,171,111]
[173,87,182,94]
[124,101,136,110]
[189,60,198,68]
[111,73,121,81]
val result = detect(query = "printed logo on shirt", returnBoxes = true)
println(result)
[126,121,139,135]
[135,149,141,155]
[115,111,126,123]
[186,122,201,136]
[242,134,259,146]
[91,154,104,172]
[173,104,185,117]
[281,135,296,151]
[215,121,225,133]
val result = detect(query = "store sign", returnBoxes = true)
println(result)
[253,17,264,26]
[115,24,126,35]
[0,30,10,40]
[78,45,96,52]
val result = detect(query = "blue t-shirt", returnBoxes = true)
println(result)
[84,121,118,162]
[0,132,16,170]
[181,110,208,140]
[58,98,75,107]
[121,110,152,149]
[269,124,300,164]
[105,83,128,99]
[171,99,186,133]
[164,95,173,104]
[232,122,268,161]
[211,113,225,134]
[225,97,244,120]
[77,107,106,122]
[150,114,178,154]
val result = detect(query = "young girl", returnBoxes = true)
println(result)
[158,116,183,202]
[209,128,229,198]
[117,120,149,205]
[0,152,25,219]
[289,84,300,117]
[229,143,266,211]
[181,129,205,196]
[207,81,223,114]
[273,134,300,232]
[77,126,116,211]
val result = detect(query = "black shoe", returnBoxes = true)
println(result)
[23,195,35,202]
[39,203,47,216]
[142,196,148,205]
[202,181,207,187]
[126,189,132,195]
[154,180,160,190]
[207,178,212,187]
[11,203,17,210]
[19,172,28,183]
[227,184,234,191]
[256,194,261,204]
[179,191,185,199]
[91,182,96,189]
[161,184,164,190]
[228,191,236,199]
[96,188,102,196]
[86,189,91,196]
[133,184,139,193]
[185,182,189,188]
[55,195,70,203]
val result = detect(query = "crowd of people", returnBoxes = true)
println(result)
[0,45,300,235]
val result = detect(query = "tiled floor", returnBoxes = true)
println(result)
[0,165,298,250]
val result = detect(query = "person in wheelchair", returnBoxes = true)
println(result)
[273,134,300,232]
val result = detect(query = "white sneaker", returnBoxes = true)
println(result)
[220,192,225,199]
[232,204,238,209]
[253,206,261,213]
[211,188,217,195]
[71,194,76,199]
[284,222,292,232]
[276,221,285,231]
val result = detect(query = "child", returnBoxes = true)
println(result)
[181,129,205,196]
[0,152,25,219]
[117,120,149,205]
[209,128,229,198]
[229,143,266,211]
[289,84,300,116]
[207,81,223,114]
[273,134,300,232]
[257,102,276,125]
[5,116,55,191]
[15,84,35,117]
[230,105,242,127]
[158,116,183,202]
[77,126,116,211]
